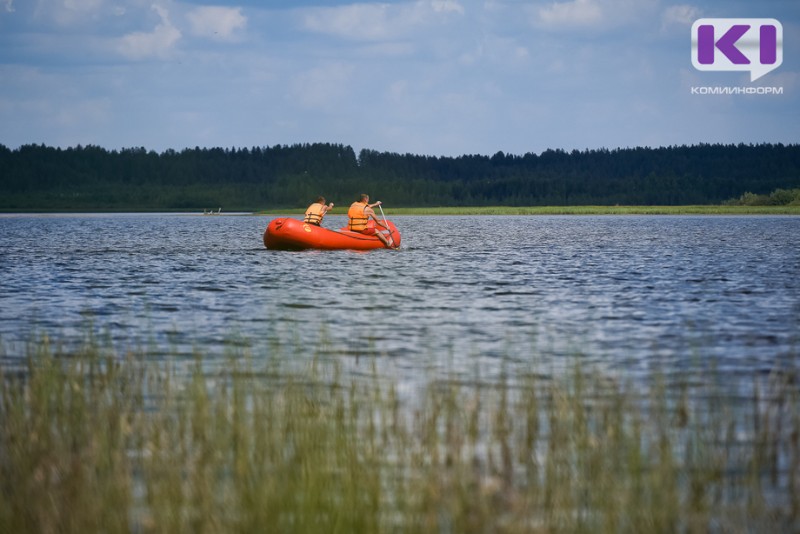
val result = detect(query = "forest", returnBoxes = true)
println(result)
[1,142,799,211]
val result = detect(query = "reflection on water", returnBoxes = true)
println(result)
[1,213,799,388]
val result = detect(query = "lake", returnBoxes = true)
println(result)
[3,211,800,531]
[1,213,798,390]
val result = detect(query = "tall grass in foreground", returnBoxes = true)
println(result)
[1,339,799,533]
[383,205,800,215]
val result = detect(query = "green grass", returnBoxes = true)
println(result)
[2,336,799,532]
[258,205,800,216]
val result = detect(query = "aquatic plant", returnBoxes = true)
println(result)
[1,337,798,532]
[379,205,800,215]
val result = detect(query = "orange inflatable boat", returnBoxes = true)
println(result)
[263,217,401,250]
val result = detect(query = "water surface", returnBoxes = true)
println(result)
[1,213,798,387]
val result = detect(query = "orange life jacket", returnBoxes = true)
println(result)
[304,203,326,225]
[348,201,369,231]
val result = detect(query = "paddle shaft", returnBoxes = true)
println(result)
[378,204,394,246]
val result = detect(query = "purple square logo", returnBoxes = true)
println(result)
[692,18,783,82]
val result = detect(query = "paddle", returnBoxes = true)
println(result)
[377,203,395,247]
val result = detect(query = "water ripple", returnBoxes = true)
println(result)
[0,214,798,390]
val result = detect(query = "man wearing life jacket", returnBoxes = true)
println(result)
[304,196,334,226]
[347,193,395,248]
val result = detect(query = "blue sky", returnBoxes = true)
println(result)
[0,0,797,156]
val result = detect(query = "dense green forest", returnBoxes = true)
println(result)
[1,142,798,211]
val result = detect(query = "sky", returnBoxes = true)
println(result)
[0,0,798,157]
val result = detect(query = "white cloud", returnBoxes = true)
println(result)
[31,0,107,26]
[661,4,701,29]
[187,6,246,41]
[537,0,603,28]
[431,0,464,15]
[302,4,397,41]
[458,34,529,67]
[301,0,464,41]
[4,0,15,13]
[117,4,181,60]
[535,0,659,30]
[63,0,104,11]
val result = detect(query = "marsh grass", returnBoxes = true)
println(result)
[383,205,800,216]
[259,205,800,216]
[1,338,799,533]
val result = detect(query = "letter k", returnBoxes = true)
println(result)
[697,24,750,65]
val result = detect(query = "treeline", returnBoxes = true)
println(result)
[1,142,799,210]
[724,188,800,206]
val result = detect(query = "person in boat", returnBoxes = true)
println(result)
[304,196,334,226]
[347,193,395,248]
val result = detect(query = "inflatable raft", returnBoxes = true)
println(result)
[263,217,401,251]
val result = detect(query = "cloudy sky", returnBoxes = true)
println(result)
[0,0,797,156]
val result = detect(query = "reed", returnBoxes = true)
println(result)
[258,205,800,216]
[382,205,800,216]
[1,337,798,532]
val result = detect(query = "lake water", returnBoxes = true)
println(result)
[1,213,799,390]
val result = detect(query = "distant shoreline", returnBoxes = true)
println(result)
[258,205,800,216]
[2,205,799,216]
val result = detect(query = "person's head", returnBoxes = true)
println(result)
[316,196,326,204]
[359,193,369,203]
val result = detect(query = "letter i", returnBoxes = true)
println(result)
[760,25,777,65]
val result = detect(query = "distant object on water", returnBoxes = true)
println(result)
[203,208,222,215]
